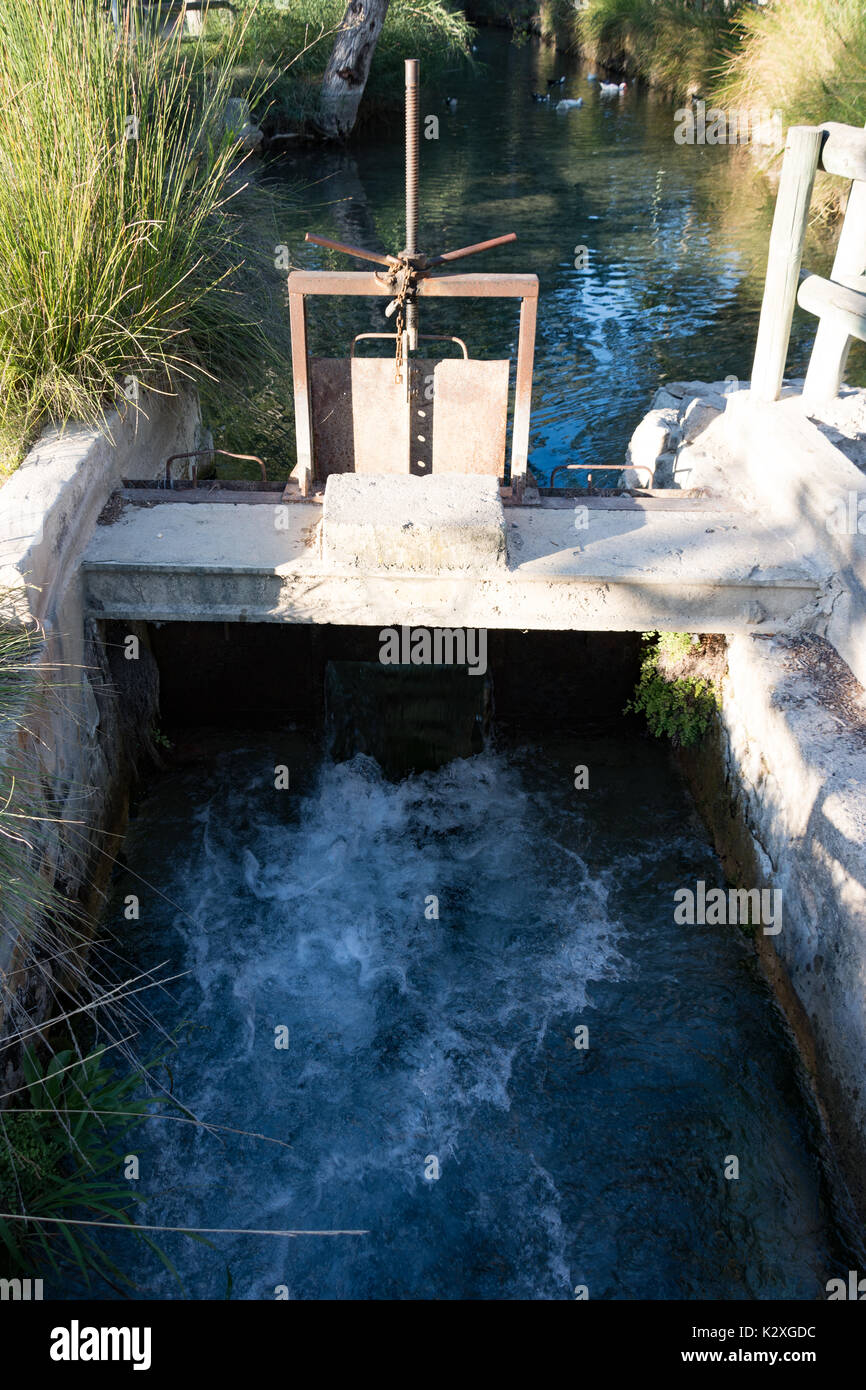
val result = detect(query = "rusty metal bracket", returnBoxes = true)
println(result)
[165,448,268,487]
[549,462,655,490]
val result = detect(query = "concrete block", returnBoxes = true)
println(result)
[723,390,866,686]
[322,474,507,574]
[714,634,866,1217]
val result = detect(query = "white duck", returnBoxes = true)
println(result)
[599,80,627,95]
[556,98,584,112]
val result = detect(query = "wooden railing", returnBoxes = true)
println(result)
[751,121,866,404]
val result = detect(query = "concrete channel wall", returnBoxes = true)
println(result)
[0,391,201,1061]
[682,633,866,1223]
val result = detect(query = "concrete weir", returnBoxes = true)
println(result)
[81,469,819,635]
[4,384,866,1223]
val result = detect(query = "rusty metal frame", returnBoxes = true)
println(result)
[287,270,538,498]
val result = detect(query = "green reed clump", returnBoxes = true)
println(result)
[712,0,866,219]
[0,0,275,472]
[0,609,200,1292]
[578,0,742,97]
[0,1046,181,1292]
[0,622,69,946]
[715,0,866,131]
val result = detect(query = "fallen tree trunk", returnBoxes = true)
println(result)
[317,0,390,140]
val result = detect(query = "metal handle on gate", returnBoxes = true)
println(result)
[165,449,268,487]
[349,333,469,359]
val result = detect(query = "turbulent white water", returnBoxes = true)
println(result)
[105,735,852,1300]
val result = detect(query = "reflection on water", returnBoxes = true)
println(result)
[98,731,858,1300]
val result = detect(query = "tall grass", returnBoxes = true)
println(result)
[0,617,138,1289]
[0,1046,182,1292]
[0,0,276,472]
[577,0,743,97]
[716,0,866,130]
[0,622,71,954]
[714,0,866,218]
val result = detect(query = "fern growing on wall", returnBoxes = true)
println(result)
[625,631,723,748]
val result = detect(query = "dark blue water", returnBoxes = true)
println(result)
[98,731,856,1299]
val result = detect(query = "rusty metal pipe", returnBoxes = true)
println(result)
[427,233,517,267]
[350,332,469,358]
[548,462,654,489]
[304,233,396,268]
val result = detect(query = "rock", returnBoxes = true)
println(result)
[681,397,723,444]
[626,407,681,480]
[651,387,681,412]
[224,98,263,152]
[709,379,743,399]
[672,379,714,399]
[653,450,678,488]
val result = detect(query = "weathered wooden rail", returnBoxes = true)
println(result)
[752,120,866,403]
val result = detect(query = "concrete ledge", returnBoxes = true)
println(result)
[0,388,201,627]
[0,390,201,1037]
[321,474,507,574]
[81,496,820,631]
[722,390,866,686]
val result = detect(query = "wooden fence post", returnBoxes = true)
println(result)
[751,125,823,403]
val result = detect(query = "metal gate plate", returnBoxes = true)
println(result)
[423,358,509,476]
[310,358,409,476]
[310,356,510,478]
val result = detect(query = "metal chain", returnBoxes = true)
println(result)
[394,296,405,385]
[382,262,416,385]
[393,265,413,385]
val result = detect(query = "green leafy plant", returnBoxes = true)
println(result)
[625,631,722,748]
